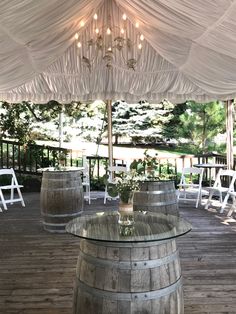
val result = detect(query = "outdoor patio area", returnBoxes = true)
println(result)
[0,192,236,314]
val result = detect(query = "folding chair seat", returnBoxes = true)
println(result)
[0,168,25,212]
[104,165,128,204]
[177,167,204,208]
[204,169,236,213]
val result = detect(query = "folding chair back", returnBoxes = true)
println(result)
[0,168,25,212]
[205,169,236,212]
[213,169,236,188]
[82,160,91,204]
[104,165,128,204]
[178,167,204,208]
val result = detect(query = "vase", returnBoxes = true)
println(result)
[118,191,134,227]
[118,202,133,213]
[118,191,134,212]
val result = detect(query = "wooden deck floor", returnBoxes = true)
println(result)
[0,193,236,314]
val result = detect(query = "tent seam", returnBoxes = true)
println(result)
[179,0,236,72]
[0,22,39,74]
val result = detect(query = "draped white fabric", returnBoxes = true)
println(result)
[0,0,236,103]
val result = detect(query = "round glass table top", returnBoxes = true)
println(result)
[66,211,192,243]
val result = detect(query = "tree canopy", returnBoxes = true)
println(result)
[112,100,175,144]
[164,100,226,153]
[0,99,230,154]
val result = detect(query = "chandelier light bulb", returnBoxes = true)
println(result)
[75,33,79,40]
[95,28,99,34]
[121,28,125,34]
[140,34,144,41]
[108,47,112,51]
[135,22,139,28]
[77,42,82,48]
[138,43,142,49]
[122,14,127,20]
[106,27,111,35]
[93,13,98,20]
[80,21,85,27]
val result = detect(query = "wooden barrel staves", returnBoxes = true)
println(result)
[133,180,179,216]
[40,170,84,233]
[73,239,184,314]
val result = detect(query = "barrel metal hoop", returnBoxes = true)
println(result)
[79,249,179,270]
[78,277,182,301]
[41,187,82,191]
[133,200,177,206]
[138,190,176,195]
[42,221,67,226]
[41,211,82,218]
[88,239,173,248]
[44,228,66,234]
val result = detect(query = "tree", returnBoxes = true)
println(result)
[0,100,107,145]
[70,100,106,144]
[162,102,187,141]
[0,100,63,143]
[175,101,226,153]
[112,100,175,144]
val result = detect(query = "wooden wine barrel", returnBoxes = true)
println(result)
[40,170,84,233]
[73,238,184,314]
[133,180,179,216]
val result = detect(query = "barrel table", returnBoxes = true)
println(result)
[40,167,84,233]
[66,211,191,314]
[133,180,179,216]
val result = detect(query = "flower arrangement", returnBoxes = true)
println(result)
[106,170,140,204]
[54,151,69,170]
[116,171,140,204]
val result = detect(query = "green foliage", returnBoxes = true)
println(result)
[163,102,187,140]
[0,101,64,144]
[130,149,176,180]
[0,173,41,192]
[0,99,228,156]
[164,101,226,154]
[159,162,176,181]
[90,177,106,190]
[73,101,106,143]
[0,100,107,145]
[130,149,159,177]
[112,100,175,144]
[19,175,41,192]
[107,183,119,197]
[180,101,225,153]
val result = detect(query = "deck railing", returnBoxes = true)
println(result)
[0,139,232,188]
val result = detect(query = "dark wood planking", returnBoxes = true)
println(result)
[0,193,236,313]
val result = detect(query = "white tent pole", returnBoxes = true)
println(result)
[106,99,113,169]
[59,110,63,148]
[226,99,234,170]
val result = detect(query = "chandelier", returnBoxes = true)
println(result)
[74,10,144,71]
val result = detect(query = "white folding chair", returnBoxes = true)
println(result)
[81,157,91,204]
[226,191,236,217]
[104,165,128,204]
[0,168,25,212]
[177,167,204,208]
[204,169,236,213]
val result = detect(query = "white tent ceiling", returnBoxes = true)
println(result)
[1,0,236,103]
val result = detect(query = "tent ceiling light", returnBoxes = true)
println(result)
[74,10,144,71]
